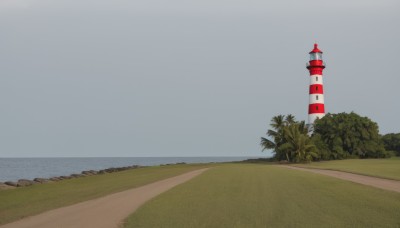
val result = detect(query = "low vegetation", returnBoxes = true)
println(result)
[0,164,212,225]
[124,164,400,227]
[261,112,397,162]
[294,157,400,180]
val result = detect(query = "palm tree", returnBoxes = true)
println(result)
[261,115,317,162]
[279,124,318,162]
[260,115,293,161]
[285,114,296,125]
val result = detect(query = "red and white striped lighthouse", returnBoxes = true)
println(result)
[306,43,326,125]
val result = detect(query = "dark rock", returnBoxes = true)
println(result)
[82,170,97,175]
[59,176,71,179]
[4,181,18,187]
[34,178,50,183]
[50,177,61,181]
[17,179,36,187]
[104,168,118,173]
[106,168,117,172]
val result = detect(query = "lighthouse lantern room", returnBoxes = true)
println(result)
[306,43,326,127]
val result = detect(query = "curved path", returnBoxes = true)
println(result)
[281,165,400,193]
[1,168,210,228]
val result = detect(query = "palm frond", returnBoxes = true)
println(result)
[260,137,276,151]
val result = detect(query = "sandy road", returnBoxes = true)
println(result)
[1,168,209,228]
[280,165,400,193]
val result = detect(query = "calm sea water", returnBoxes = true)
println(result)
[0,157,256,182]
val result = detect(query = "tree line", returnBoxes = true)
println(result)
[260,112,399,163]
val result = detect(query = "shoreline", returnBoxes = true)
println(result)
[0,162,194,190]
[0,156,259,183]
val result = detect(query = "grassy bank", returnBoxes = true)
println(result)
[293,157,400,180]
[125,164,400,228]
[0,164,213,225]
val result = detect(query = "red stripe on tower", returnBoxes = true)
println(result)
[306,43,326,125]
[308,103,325,113]
[309,84,324,94]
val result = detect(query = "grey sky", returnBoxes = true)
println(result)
[0,0,399,157]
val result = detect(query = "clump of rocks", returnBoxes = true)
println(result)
[0,165,144,190]
[160,162,187,166]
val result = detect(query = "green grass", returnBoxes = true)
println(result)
[125,164,400,228]
[0,164,212,225]
[293,157,400,180]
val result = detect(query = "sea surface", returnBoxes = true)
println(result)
[0,157,257,182]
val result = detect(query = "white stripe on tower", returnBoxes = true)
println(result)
[306,43,326,126]
[309,75,323,84]
[309,94,324,104]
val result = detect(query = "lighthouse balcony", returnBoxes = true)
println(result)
[306,61,325,68]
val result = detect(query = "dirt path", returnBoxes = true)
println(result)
[1,168,209,228]
[280,165,400,193]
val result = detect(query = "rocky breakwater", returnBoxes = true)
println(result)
[0,165,143,190]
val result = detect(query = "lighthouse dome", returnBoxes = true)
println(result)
[309,44,323,61]
[309,43,323,53]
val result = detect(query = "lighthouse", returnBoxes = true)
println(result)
[306,43,326,127]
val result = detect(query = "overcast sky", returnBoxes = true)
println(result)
[0,0,399,157]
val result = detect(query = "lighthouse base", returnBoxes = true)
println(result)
[306,123,314,136]
[308,113,325,125]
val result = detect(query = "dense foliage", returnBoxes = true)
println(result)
[381,133,400,156]
[260,115,317,162]
[313,112,389,159]
[261,112,392,162]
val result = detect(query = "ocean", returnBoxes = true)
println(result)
[0,157,257,182]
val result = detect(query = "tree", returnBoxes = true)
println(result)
[313,112,388,158]
[279,123,318,162]
[310,133,331,160]
[261,115,316,162]
[381,133,400,156]
[260,115,291,161]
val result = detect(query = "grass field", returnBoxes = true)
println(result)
[0,164,212,225]
[124,164,400,228]
[293,157,400,180]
